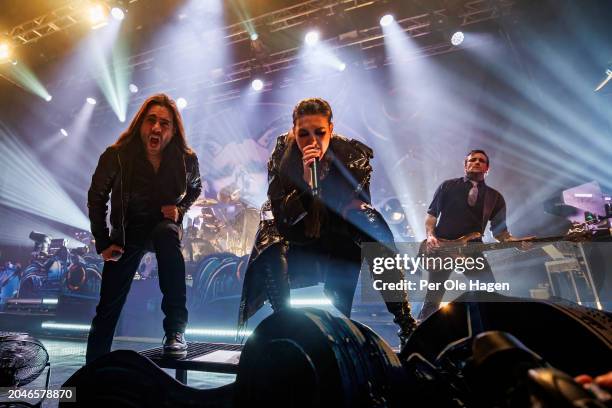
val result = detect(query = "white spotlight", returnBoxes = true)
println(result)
[86,97,97,105]
[338,62,347,72]
[0,41,15,61]
[305,31,320,46]
[250,33,259,41]
[45,95,52,102]
[0,42,11,61]
[60,129,68,137]
[451,31,464,46]
[110,7,125,21]
[380,14,394,27]
[251,79,264,91]
[176,97,187,110]
[128,83,138,93]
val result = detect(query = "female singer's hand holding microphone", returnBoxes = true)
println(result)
[302,142,321,186]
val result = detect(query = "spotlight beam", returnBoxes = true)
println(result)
[1,62,52,101]
[88,21,129,122]
[466,43,612,177]
[0,124,90,231]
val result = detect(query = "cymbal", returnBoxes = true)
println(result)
[193,197,218,206]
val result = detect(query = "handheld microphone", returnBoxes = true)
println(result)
[310,157,320,196]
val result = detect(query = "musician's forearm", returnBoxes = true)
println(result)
[425,214,437,238]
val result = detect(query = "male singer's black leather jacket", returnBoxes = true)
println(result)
[87,137,202,254]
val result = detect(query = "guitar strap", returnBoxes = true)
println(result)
[481,186,498,235]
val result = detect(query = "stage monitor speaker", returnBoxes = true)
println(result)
[402,291,611,376]
[235,307,406,408]
[61,350,234,408]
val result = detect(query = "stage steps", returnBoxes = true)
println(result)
[139,341,243,384]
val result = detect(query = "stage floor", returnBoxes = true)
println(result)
[1,336,236,408]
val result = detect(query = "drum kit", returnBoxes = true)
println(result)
[182,187,260,262]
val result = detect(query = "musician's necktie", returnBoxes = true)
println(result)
[467,180,478,207]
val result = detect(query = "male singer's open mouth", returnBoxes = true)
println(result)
[149,135,160,148]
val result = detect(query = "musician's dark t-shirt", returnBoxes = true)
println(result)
[427,177,507,240]
[126,142,164,232]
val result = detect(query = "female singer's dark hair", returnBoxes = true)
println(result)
[291,98,333,126]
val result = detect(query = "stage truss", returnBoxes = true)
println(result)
[7,0,515,108]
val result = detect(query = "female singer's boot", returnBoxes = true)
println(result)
[386,295,418,350]
[263,244,290,312]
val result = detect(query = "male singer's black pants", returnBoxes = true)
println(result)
[86,220,187,363]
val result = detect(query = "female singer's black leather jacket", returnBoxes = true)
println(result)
[238,133,394,328]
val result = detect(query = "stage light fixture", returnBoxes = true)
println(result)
[128,83,138,93]
[45,95,52,102]
[305,31,320,46]
[380,14,394,27]
[250,33,259,41]
[451,31,464,46]
[176,97,188,109]
[60,129,68,137]
[338,62,347,72]
[251,78,264,91]
[110,7,125,21]
[86,97,97,105]
[41,322,91,332]
[41,322,255,337]
[381,198,406,225]
[390,211,404,222]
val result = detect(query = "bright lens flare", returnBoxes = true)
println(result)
[0,42,11,61]
[176,97,188,109]
[305,31,320,46]
[110,7,125,21]
[251,79,264,91]
[89,4,108,29]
